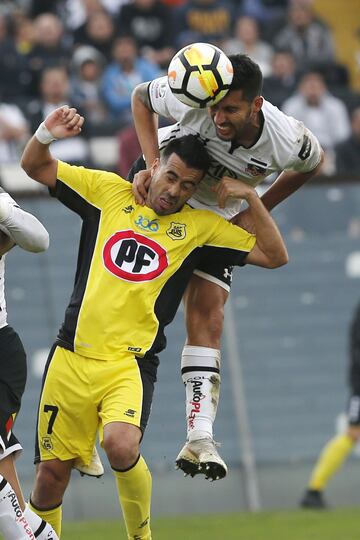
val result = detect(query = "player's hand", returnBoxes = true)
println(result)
[214,176,257,209]
[44,106,84,140]
[132,169,151,205]
[231,207,256,234]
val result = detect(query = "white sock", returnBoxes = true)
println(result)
[23,504,59,540]
[0,475,35,539]
[181,345,221,442]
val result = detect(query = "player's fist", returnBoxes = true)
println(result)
[44,106,84,140]
[214,176,257,209]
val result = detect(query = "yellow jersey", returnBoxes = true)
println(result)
[53,160,256,360]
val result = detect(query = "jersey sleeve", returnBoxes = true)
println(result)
[286,122,322,173]
[199,211,256,265]
[54,160,128,217]
[148,76,192,122]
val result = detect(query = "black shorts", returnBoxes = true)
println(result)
[128,156,235,290]
[0,325,27,459]
[347,394,360,425]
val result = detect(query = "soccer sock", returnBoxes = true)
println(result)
[113,455,152,540]
[0,475,35,539]
[23,504,59,539]
[28,501,62,539]
[181,345,221,442]
[308,433,355,491]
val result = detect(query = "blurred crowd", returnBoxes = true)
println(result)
[0,0,359,177]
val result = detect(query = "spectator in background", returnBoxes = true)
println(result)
[301,301,360,509]
[175,0,235,48]
[73,9,116,59]
[0,98,29,163]
[274,1,336,71]
[222,15,274,77]
[335,107,360,176]
[70,45,109,135]
[262,49,298,108]
[28,13,71,97]
[26,67,90,164]
[0,15,33,105]
[117,0,175,69]
[101,35,161,126]
[282,71,350,174]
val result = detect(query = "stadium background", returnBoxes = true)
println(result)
[1,0,360,526]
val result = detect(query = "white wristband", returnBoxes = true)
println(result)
[34,122,57,145]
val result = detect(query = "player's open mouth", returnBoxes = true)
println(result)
[216,125,232,136]
[159,197,175,210]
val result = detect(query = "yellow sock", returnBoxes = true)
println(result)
[28,500,62,537]
[308,433,355,490]
[114,455,152,540]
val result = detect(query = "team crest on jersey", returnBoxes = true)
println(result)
[103,230,168,282]
[122,205,134,214]
[166,222,186,240]
[245,163,267,177]
[42,437,53,451]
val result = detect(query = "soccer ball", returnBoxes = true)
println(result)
[167,42,233,108]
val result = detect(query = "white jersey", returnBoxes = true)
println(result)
[148,76,322,219]
[0,192,17,329]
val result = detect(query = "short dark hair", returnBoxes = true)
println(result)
[161,135,211,174]
[228,54,263,101]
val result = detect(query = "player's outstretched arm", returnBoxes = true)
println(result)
[0,194,49,253]
[215,177,288,268]
[260,150,324,211]
[131,82,160,204]
[21,106,84,188]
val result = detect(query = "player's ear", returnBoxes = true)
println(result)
[253,96,263,112]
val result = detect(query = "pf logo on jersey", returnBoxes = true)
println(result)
[103,230,168,282]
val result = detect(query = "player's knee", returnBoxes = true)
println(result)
[32,462,68,507]
[103,433,139,470]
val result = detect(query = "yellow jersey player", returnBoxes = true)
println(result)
[20,105,288,540]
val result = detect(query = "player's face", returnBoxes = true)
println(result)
[148,154,203,215]
[209,90,262,142]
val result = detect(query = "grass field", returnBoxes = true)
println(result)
[62,508,360,539]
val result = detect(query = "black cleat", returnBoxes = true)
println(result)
[300,489,327,509]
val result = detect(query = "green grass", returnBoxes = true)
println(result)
[62,508,360,540]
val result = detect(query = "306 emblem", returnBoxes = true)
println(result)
[135,215,159,232]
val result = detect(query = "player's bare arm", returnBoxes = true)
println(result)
[131,82,160,204]
[215,176,288,268]
[260,151,324,211]
[233,150,324,232]
[21,106,84,188]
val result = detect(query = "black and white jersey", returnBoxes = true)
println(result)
[0,254,6,329]
[0,191,17,329]
[148,76,322,219]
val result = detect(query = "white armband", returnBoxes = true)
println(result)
[34,122,57,145]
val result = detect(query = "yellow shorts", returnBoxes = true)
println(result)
[35,345,156,465]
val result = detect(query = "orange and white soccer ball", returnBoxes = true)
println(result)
[167,42,234,108]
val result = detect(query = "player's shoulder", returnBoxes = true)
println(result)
[262,99,304,139]
[187,207,222,227]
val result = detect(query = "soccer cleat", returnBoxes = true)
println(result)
[300,489,327,509]
[175,438,228,481]
[73,446,104,478]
